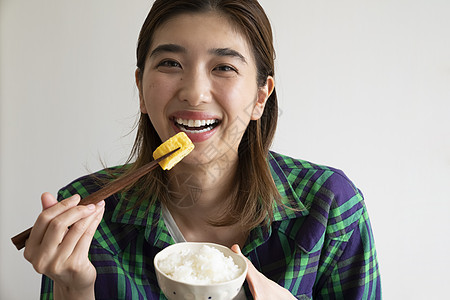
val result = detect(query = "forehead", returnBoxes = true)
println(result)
[150,12,253,57]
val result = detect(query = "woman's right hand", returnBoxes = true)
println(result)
[24,192,105,300]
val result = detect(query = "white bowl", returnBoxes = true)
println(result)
[154,242,248,300]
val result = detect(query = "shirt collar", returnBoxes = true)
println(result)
[240,152,313,255]
[111,191,174,249]
[110,152,311,250]
[268,151,310,222]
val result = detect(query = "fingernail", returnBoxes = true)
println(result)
[87,204,95,210]
[96,200,105,207]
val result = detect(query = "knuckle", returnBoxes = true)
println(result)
[32,257,48,275]
[46,261,61,276]
[75,205,90,214]
[60,198,73,207]
[37,210,52,224]
[69,222,87,235]
[66,259,85,275]
[48,218,66,231]
[84,225,97,237]
[23,248,32,262]
[67,263,80,274]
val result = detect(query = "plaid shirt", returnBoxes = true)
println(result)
[41,151,381,299]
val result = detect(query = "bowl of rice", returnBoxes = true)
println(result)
[154,242,248,300]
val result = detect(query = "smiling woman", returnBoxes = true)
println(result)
[132,3,279,233]
[20,0,381,299]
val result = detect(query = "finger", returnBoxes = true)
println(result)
[40,202,97,249]
[232,246,294,300]
[58,200,105,259]
[231,244,261,297]
[27,194,81,248]
[231,244,242,254]
[41,192,58,210]
[38,194,81,224]
[70,201,105,260]
[245,261,260,298]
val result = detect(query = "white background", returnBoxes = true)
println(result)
[1,0,449,299]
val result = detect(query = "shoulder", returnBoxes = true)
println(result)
[268,151,365,250]
[268,151,362,206]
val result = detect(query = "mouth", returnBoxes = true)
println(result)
[173,117,221,133]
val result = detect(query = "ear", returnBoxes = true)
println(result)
[251,76,275,120]
[135,68,148,114]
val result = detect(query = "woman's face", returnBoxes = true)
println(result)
[137,12,273,166]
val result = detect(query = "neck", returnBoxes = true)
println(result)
[165,152,238,219]
[163,153,251,248]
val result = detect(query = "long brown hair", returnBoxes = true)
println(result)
[126,0,280,230]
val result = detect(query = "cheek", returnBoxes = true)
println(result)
[142,79,177,134]
[142,78,176,108]
[216,80,258,119]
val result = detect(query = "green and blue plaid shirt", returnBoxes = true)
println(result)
[41,151,381,299]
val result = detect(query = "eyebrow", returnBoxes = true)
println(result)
[149,44,187,58]
[149,44,247,64]
[209,48,247,64]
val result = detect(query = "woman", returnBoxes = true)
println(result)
[24,0,381,299]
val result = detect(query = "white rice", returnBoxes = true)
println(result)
[158,245,242,284]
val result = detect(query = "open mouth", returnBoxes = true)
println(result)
[174,117,220,133]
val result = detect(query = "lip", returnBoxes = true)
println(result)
[170,111,221,143]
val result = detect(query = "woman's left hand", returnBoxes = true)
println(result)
[231,244,296,300]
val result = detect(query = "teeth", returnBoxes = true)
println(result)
[182,127,213,133]
[175,118,217,128]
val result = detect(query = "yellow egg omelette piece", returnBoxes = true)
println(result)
[152,132,195,170]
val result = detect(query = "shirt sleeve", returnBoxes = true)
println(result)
[316,203,381,299]
[40,274,54,300]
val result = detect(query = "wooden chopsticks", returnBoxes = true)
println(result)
[11,148,179,250]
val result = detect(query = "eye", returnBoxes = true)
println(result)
[214,65,237,73]
[214,65,237,72]
[157,60,182,70]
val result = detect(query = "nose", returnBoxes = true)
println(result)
[177,69,212,106]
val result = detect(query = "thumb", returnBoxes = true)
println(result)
[231,244,242,255]
[231,244,259,296]
[231,244,264,299]
[40,192,59,210]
